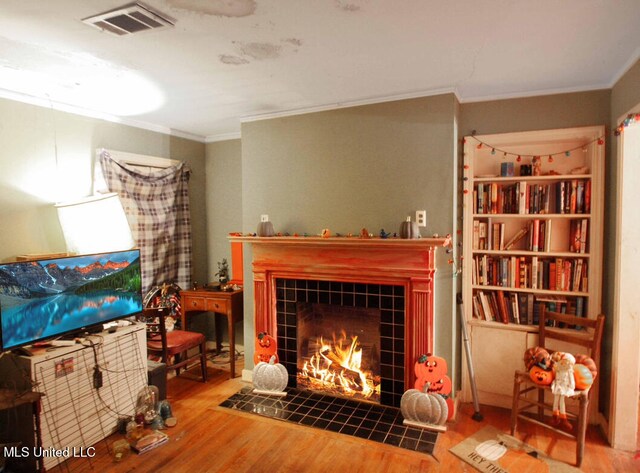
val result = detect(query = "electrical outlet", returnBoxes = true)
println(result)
[416,210,426,227]
[260,214,269,222]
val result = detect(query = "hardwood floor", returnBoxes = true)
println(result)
[52,362,638,473]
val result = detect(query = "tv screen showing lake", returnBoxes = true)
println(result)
[0,249,142,350]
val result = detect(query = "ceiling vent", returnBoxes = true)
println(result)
[82,2,175,36]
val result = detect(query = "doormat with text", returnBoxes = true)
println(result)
[449,425,582,473]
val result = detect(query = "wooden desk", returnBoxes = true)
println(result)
[180,288,243,378]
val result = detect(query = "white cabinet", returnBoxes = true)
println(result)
[0,324,147,470]
[460,126,605,407]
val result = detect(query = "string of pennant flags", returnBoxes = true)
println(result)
[614,112,640,135]
[463,135,604,163]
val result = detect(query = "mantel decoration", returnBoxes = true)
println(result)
[399,216,421,239]
[257,216,275,237]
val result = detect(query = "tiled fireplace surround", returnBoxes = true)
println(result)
[234,236,449,408]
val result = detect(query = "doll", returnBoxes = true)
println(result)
[551,352,575,430]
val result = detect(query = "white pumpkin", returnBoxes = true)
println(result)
[400,382,448,426]
[253,355,288,392]
[474,439,507,461]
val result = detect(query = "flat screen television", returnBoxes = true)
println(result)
[0,249,142,352]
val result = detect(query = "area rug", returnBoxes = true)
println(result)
[449,425,582,473]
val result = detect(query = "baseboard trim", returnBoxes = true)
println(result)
[242,369,253,383]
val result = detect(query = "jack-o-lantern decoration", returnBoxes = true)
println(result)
[414,353,449,389]
[529,365,554,386]
[414,353,454,421]
[253,332,278,365]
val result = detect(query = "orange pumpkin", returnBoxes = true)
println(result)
[253,332,278,364]
[524,346,551,371]
[529,365,554,386]
[573,364,594,390]
[413,353,454,421]
[414,353,448,385]
[575,354,597,380]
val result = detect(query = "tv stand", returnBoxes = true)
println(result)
[0,324,147,471]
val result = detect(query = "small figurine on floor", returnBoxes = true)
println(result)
[551,352,575,430]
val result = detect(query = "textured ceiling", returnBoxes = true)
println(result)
[1,0,639,141]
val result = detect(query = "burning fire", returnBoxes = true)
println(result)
[300,332,380,400]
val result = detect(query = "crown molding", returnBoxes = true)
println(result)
[0,88,206,143]
[240,87,460,124]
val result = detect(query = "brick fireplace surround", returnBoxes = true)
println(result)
[231,236,449,406]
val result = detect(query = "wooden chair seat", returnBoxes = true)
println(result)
[147,330,206,357]
[510,307,604,467]
[138,307,208,382]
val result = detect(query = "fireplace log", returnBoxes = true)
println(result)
[321,348,363,390]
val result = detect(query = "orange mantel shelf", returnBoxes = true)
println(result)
[230,235,450,389]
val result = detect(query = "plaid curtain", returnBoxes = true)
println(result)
[98,150,192,294]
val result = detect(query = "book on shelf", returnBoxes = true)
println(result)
[580,219,588,253]
[503,226,529,250]
[473,220,480,250]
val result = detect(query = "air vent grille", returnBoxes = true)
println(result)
[82,2,175,36]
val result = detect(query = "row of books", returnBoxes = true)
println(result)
[473,219,554,252]
[471,290,586,325]
[471,254,588,292]
[474,180,591,215]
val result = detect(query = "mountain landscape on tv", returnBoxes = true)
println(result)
[0,250,143,350]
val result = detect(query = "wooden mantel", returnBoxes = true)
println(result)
[230,235,450,388]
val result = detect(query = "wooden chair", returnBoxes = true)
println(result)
[138,307,208,382]
[510,307,604,466]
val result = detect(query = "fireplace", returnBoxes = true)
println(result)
[231,235,449,408]
[276,279,406,405]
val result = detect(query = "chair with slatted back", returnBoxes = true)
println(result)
[510,306,604,467]
[138,306,208,382]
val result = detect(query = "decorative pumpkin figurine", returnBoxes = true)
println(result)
[529,364,554,386]
[474,439,508,461]
[257,217,275,237]
[413,353,454,421]
[523,346,551,371]
[399,216,420,239]
[573,363,595,391]
[253,332,278,365]
[574,354,598,381]
[400,382,448,431]
[253,355,288,396]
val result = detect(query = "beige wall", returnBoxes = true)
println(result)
[0,98,208,284]
[205,139,243,281]
[240,94,460,381]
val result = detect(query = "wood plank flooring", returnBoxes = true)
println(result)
[50,362,638,473]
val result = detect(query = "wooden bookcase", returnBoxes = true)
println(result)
[460,126,605,408]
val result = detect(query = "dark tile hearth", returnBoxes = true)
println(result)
[219,386,437,456]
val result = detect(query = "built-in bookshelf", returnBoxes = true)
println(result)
[460,126,604,408]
